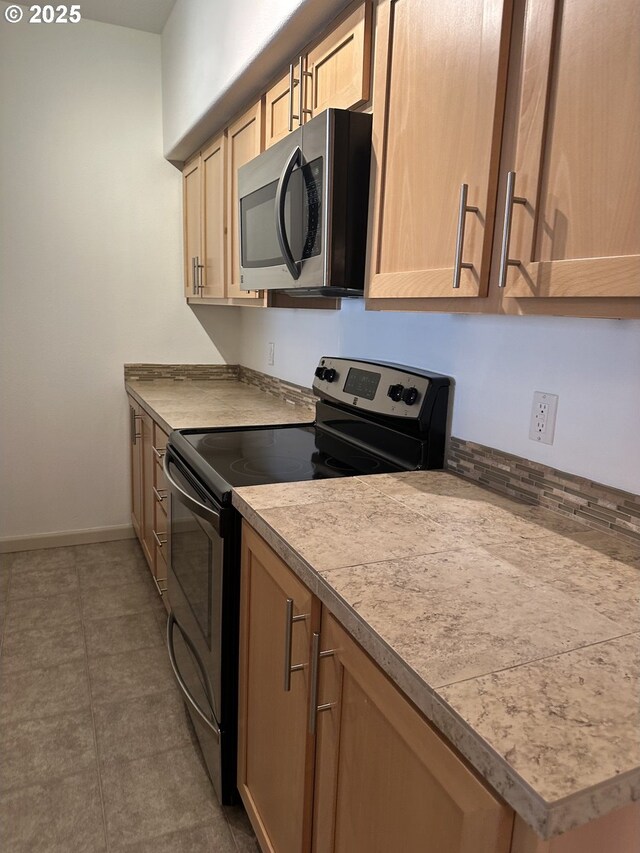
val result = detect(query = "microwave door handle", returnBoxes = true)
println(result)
[275,146,302,281]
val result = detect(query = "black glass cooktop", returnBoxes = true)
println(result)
[170,423,404,501]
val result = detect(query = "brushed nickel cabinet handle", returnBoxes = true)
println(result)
[130,409,142,445]
[152,445,165,461]
[192,256,197,295]
[298,55,312,125]
[153,486,167,502]
[152,529,167,548]
[308,632,335,735]
[153,576,167,597]
[283,597,307,692]
[498,171,527,288]
[452,183,478,288]
[196,257,204,294]
[288,63,296,132]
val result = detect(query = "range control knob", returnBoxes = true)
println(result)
[323,368,337,383]
[402,387,419,406]
[314,366,326,380]
[387,383,404,402]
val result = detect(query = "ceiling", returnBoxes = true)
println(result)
[15,0,177,33]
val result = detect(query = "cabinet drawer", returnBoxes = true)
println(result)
[152,423,168,459]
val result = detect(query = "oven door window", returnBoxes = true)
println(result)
[170,500,222,649]
[240,157,322,268]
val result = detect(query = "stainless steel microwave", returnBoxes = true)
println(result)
[238,109,372,297]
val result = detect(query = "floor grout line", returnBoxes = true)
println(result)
[78,560,112,853]
[0,541,259,852]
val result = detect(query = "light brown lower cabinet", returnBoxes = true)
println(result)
[238,521,640,853]
[128,401,143,540]
[238,522,320,852]
[127,395,169,603]
[238,522,511,853]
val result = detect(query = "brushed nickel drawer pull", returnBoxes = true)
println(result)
[152,445,165,460]
[283,597,308,692]
[152,529,167,548]
[452,183,478,288]
[153,576,167,597]
[153,486,167,502]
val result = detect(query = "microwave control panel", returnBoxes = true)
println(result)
[312,357,448,420]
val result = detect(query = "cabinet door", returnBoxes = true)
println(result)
[128,401,143,542]
[502,0,640,299]
[265,69,296,149]
[305,2,372,117]
[152,422,169,598]
[226,102,264,300]
[140,410,154,569]
[182,153,202,298]
[238,523,320,853]
[312,611,513,853]
[368,0,512,299]
[201,133,227,298]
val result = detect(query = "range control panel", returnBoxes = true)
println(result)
[312,357,440,419]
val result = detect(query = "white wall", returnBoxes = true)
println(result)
[0,8,240,542]
[241,304,640,494]
[161,0,349,160]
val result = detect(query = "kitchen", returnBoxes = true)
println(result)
[0,0,638,851]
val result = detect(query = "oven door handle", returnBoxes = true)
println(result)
[163,454,221,533]
[167,612,221,741]
[275,145,302,281]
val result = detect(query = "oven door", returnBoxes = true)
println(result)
[163,450,238,804]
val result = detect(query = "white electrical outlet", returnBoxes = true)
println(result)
[267,342,275,366]
[529,391,559,445]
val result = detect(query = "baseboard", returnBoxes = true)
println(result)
[0,524,136,554]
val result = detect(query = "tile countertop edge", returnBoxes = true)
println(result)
[125,383,174,436]
[231,489,639,841]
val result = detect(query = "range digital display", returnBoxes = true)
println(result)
[343,367,381,401]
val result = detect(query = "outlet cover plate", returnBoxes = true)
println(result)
[529,391,559,445]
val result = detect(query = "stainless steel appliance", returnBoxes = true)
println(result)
[238,109,372,297]
[164,358,451,804]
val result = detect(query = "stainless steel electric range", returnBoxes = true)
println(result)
[163,357,451,804]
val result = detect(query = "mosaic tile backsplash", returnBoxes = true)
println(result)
[123,365,638,542]
[447,437,640,543]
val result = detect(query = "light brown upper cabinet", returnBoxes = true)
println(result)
[368,0,513,300]
[264,1,373,149]
[368,0,640,315]
[182,153,202,298]
[182,136,227,300]
[226,101,265,300]
[200,133,227,299]
[500,0,640,300]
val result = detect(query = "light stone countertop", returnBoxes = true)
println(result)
[125,379,315,434]
[125,378,639,839]
[231,471,640,840]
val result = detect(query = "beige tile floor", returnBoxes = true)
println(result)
[0,540,259,853]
